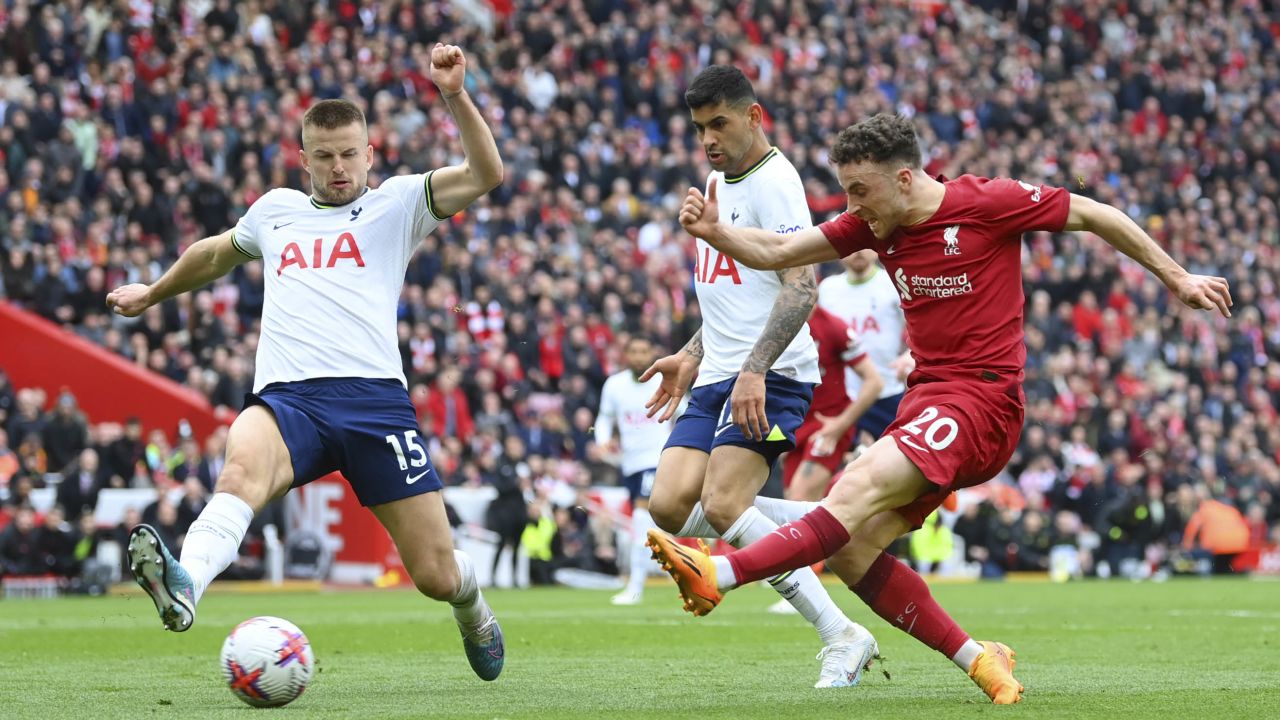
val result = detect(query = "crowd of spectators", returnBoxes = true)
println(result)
[2,0,1279,583]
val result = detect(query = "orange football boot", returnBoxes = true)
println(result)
[968,641,1024,704]
[645,530,723,616]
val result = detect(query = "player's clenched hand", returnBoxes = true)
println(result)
[105,283,153,318]
[641,352,698,423]
[730,371,769,442]
[430,43,467,96]
[809,411,845,457]
[1169,272,1233,318]
[679,177,720,241]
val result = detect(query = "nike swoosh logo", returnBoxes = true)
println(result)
[405,469,431,484]
[897,435,928,453]
[714,423,734,437]
[885,245,896,255]
[274,221,296,230]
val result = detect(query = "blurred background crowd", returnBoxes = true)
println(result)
[1,0,1278,587]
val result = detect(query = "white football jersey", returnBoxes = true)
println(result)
[817,265,907,398]
[595,370,674,476]
[231,173,446,392]
[693,148,819,387]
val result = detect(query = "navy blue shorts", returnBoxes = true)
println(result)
[857,391,905,439]
[621,468,657,503]
[665,371,814,464]
[245,377,442,507]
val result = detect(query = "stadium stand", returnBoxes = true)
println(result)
[1,0,1278,585]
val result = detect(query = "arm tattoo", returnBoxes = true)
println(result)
[742,267,817,374]
[680,328,704,361]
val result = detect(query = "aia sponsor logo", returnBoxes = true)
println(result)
[694,246,742,284]
[277,232,365,275]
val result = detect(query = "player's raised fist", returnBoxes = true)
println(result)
[679,177,719,240]
[430,43,467,96]
[106,283,152,318]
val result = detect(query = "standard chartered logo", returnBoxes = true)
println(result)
[895,268,974,302]
[895,267,912,301]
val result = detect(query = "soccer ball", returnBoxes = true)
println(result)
[219,616,315,708]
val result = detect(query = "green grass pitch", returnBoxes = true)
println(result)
[2,577,1277,718]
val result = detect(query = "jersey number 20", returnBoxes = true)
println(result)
[900,407,959,450]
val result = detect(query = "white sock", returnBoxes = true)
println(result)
[180,492,254,604]
[625,508,655,596]
[449,549,489,629]
[676,502,720,539]
[721,506,851,645]
[712,555,736,589]
[952,639,984,671]
[753,496,819,525]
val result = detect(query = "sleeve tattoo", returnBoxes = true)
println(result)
[742,266,817,374]
[680,327,704,361]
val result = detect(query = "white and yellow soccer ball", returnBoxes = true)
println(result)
[219,616,315,708]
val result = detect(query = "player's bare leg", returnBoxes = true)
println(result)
[129,405,289,631]
[372,490,504,681]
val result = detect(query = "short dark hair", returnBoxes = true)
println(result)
[302,99,366,132]
[685,65,756,110]
[830,114,922,169]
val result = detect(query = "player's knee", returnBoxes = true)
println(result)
[844,541,888,583]
[409,559,458,601]
[648,496,688,534]
[700,491,752,534]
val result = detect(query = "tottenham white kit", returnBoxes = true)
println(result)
[231,172,446,392]
[595,370,673,476]
[817,266,907,398]
[693,148,819,387]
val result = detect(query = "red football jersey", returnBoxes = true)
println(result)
[807,305,867,417]
[819,175,1069,385]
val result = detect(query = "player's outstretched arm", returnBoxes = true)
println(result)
[106,229,247,317]
[424,43,503,217]
[679,179,838,270]
[1064,194,1233,317]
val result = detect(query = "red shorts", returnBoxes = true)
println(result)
[886,378,1024,528]
[781,416,858,489]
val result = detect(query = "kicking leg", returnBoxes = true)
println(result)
[372,490,504,681]
[823,513,1021,704]
[129,405,290,631]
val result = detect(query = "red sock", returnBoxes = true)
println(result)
[851,552,970,658]
[725,507,849,585]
